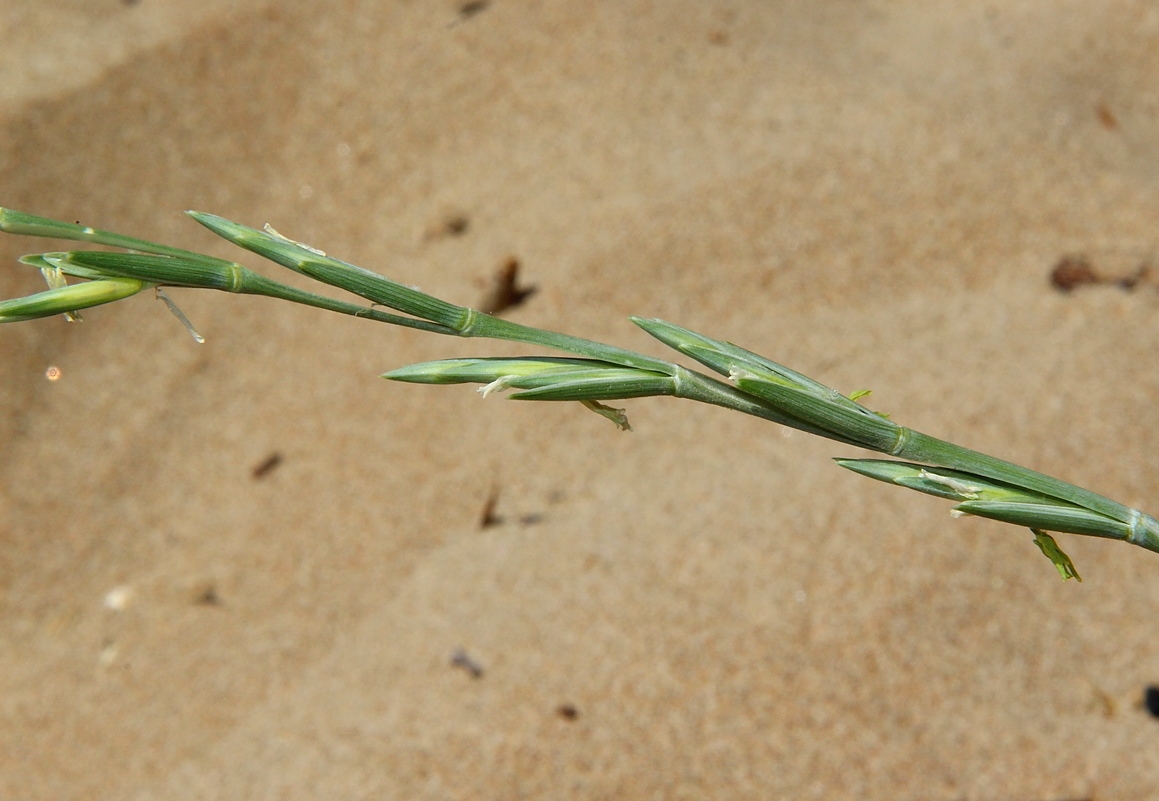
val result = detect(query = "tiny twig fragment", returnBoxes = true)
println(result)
[480,256,536,315]
[458,1,490,20]
[480,485,503,528]
[1051,253,1154,294]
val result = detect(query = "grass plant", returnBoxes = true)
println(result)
[3,206,1157,579]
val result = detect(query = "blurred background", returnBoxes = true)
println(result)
[2,1,1159,798]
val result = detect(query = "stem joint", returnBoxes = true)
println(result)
[889,425,914,457]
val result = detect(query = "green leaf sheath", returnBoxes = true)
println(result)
[188,212,468,329]
[958,501,1136,541]
[632,316,839,397]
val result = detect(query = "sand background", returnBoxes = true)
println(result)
[2,1,1159,798]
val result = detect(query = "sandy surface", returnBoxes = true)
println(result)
[2,1,1159,798]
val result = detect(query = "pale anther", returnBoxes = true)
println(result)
[920,469,981,500]
[263,223,327,256]
[478,376,514,397]
[155,288,205,343]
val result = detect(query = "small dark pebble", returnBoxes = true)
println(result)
[425,213,470,240]
[557,704,579,720]
[1145,685,1159,718]
[443,214,469,236]
[193,583,222,606]
[451,648,484,678]
[459,1,490,20]
[1118,262,1151,291]
[1050,256,1099,292]
[252,452,283,479]
[1095,101,1118,130]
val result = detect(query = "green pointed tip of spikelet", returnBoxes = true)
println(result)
[0,277,146,323]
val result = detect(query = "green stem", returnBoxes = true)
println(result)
[6,206,1157,561]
